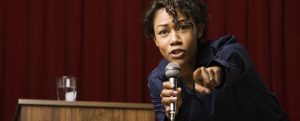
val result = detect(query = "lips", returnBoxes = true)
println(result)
[170,49,184,58]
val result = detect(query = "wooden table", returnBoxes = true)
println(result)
[14,99,155,121]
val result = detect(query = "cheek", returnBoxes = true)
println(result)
[158,47,170,61]
[156,41,169,57]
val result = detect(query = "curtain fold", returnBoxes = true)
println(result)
[0,0,299,121]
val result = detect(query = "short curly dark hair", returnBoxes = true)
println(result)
[143,0,208,40]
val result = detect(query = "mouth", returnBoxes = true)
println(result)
[170,49,184,59]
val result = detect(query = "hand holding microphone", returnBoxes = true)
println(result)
[161,62,182,121]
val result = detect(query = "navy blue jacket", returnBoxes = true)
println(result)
[148,35,289,121]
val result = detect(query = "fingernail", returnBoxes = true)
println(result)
[172,97,177,100]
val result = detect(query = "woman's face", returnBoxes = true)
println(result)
[153,8,202,67]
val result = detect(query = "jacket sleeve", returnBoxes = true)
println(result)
[207,36,290,121]
[208,37,251,87]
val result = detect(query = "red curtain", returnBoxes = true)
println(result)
[0,0,299,121]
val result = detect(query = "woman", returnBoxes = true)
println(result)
[143,0,289,121]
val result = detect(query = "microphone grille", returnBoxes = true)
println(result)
[165,62,181,78]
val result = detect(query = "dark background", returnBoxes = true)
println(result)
[1,0,299,121]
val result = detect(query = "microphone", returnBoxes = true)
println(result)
[165,62,181,121]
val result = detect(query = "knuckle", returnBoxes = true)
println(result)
[207,67,212,71]
[161,90,167,97]
[215,68,221,73]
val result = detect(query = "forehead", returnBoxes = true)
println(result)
[153,8,186,26]
[154,8,172,23]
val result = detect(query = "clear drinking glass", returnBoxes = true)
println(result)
[57,76,77,101]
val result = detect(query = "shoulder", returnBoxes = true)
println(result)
[210,35,244,51]
[210,35,249,60]
[210,35,237,48]
[148,59,168,85]
[148,59,168,95]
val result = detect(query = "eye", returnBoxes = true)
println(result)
[158,29,169,35]
[177,24,192,32]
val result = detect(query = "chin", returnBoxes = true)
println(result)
[169,59,185,66]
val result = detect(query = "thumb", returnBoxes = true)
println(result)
[194,83,211,94]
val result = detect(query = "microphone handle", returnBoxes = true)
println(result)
[169,77,177,121]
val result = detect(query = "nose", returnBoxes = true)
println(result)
[170,30,181,45]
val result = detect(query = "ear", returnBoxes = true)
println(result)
[196,24,204,39]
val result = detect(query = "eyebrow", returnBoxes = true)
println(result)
[156,19,187,29]
[156,23,168,29]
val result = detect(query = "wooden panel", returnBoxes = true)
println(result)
[16,99,155,121]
